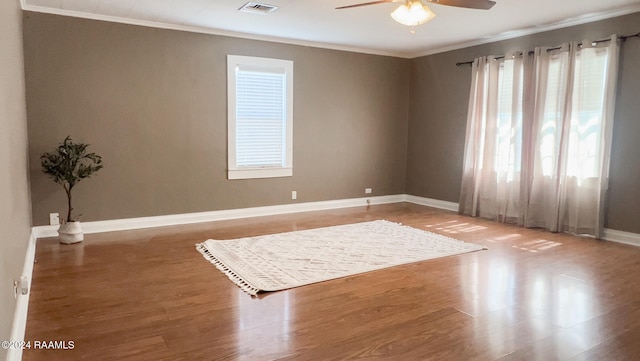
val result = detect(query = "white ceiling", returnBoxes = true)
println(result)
[21,0,640,58]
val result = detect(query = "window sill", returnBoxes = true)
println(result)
[228,167,292,180]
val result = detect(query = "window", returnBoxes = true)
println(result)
[489,49,610,179]
[538,48,609,178]
[227,55,293,180]
[460,38,619,237]
[496,59,523,181]
[566,47,608,179]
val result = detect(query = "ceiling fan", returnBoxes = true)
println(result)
[336,0,496,31]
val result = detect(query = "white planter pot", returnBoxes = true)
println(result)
[58,221,84,244]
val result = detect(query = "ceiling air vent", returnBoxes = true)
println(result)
[238,2,279,15]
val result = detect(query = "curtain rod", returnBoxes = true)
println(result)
[455,32,640,66]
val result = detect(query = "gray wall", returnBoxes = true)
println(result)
[0,0,32,358]
[23,13,410,226]
[22,11,640,234]
[406,12,640,234]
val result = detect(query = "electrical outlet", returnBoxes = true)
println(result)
[365,188,372,194]
[49,213,60,225]
[20,276,29,295]
[292,191,297,200]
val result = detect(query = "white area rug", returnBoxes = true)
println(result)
[196,220,486,296]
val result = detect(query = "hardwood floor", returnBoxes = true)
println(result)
[22,203,640,360]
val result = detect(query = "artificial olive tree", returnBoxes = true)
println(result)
[41,136,103,222]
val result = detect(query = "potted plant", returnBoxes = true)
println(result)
[41,136,103,244]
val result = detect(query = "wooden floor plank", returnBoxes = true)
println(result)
[22,203,640,360]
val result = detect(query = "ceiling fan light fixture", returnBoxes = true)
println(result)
[390,1,435,27]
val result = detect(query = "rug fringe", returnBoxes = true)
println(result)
[196,243,260,296]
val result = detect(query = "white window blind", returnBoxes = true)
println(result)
[496,59,523,179]
[567,47,607,178]
[236,69,286,168]
[227,55,293,180]
[539,49,608,178]
[486,49,611,179]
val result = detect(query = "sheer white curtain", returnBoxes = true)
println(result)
[459,54,526,224]
[459,35,619,238]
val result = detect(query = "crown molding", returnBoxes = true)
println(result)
[20,3,640,59]
[409,3,640,58]
[20,3,408,58]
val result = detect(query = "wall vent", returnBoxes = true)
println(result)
[238,2,279,15]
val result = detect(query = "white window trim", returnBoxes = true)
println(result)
[227,55,293,180]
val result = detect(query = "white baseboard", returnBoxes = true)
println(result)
[602,228,640,247]
[34,194,640,246]
[403,195,640,247]
[6,230,37,361]
[404,195,459,212]
[32,194,406,238]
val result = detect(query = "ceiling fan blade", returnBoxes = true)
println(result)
[427,0,496,10]
[335,0,402,10]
